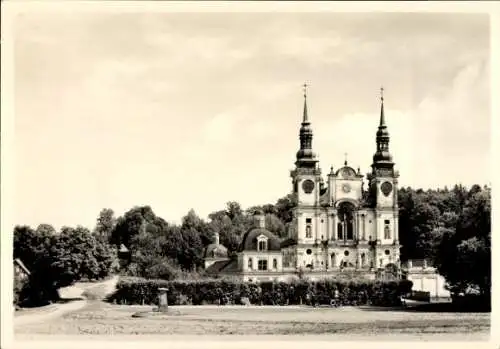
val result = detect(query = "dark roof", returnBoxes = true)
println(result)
[238,228,281,252]
[203,243,228,258]
[14,258,30,275]
[280,238,297,248]
[205,259,239,274]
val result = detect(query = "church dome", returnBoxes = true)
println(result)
[238,228,281,252]
[204,243,228,259]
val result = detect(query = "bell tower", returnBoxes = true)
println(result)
[290,84,322,246]
[290,84,321,207]
[367,87,400,258]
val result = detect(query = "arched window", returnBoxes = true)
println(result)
[273,259,277,269]
[338,202,356,241]
[258,240,267,251]
[248,258,253,270]
[305,225,312,238]
[384,220,391,239]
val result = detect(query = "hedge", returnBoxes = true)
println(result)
[107,277,413,307]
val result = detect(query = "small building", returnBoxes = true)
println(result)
[203,232,229,269]
[14,258,30,282]
[402,259,450,299]
[118,244,132,268]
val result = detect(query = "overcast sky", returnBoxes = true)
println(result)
[11,10,490,229]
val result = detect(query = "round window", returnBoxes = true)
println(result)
[385,250,390,255]
[344,250,349,256]
[306,249,312,255]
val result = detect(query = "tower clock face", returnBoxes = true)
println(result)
[342,184,351,193]
[381,181,393,197]
[302,180,315,194]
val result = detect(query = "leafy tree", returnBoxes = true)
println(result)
[265,213,286,238]
[13,225,117,306]
[110,206,155,247]
[36,224,56,236]
[94,208,116,242]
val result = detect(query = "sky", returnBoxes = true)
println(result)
[10,10,491,230]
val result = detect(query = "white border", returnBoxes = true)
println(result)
[2,1,499,349]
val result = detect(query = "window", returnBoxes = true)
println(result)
[258,240,267,251]
[306,218,312,223]
[384,223,391,239]
[306,249,312,255]
[344,250,349,256]
[385,249,390,255]
[337,223,343,240]
[306,225,312,238]
[384,220,390,224]
[258,259,268,271]
[248,258,253,270]
[273,259,277,269]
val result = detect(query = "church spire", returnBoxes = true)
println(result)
[303,83,309,123]
[295,83,317,168]
[372,86,394,169]
[379,87,386,127]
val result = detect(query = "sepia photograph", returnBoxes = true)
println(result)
[1,2,496,348]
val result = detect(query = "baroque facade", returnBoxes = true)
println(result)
[204,88,402,282]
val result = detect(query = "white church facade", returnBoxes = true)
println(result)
[204,87,445,294]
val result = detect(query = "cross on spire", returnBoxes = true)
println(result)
[344,152,348,166]
[380,86,384,103]
[303,83,308,98]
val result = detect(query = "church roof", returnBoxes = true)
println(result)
[238,228,281,252]
[14,258,30,276]
[205,259,239,274]
[203,243,228,259]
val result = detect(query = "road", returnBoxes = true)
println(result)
[14,275,119,326]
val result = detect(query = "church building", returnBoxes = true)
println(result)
[204,87,401,282]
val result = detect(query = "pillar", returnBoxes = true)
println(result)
[158,287,169,312]
[332,213,337,241]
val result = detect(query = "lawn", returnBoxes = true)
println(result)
[15,301,490,340]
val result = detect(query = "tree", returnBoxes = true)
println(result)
[94,208,116,242]
[274,193,298,224]
[110,206,155,247]
[36,224,56,236]
[13,225,117,306]
[181,209,212,246]
[432,186,491,297]
[265,213,286,238]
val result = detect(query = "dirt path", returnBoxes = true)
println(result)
[14,275,119,326]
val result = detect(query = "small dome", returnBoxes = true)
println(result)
[238,228,281,252]
[204,243,228,259]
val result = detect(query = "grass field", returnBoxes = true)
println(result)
[15,301,490,340]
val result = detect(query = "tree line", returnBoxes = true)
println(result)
[13,183,490,306]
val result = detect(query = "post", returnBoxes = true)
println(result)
[158,287,169,312]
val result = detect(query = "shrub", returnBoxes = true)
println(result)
[107,277,413,307]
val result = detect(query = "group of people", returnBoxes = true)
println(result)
[305,289,341,307]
